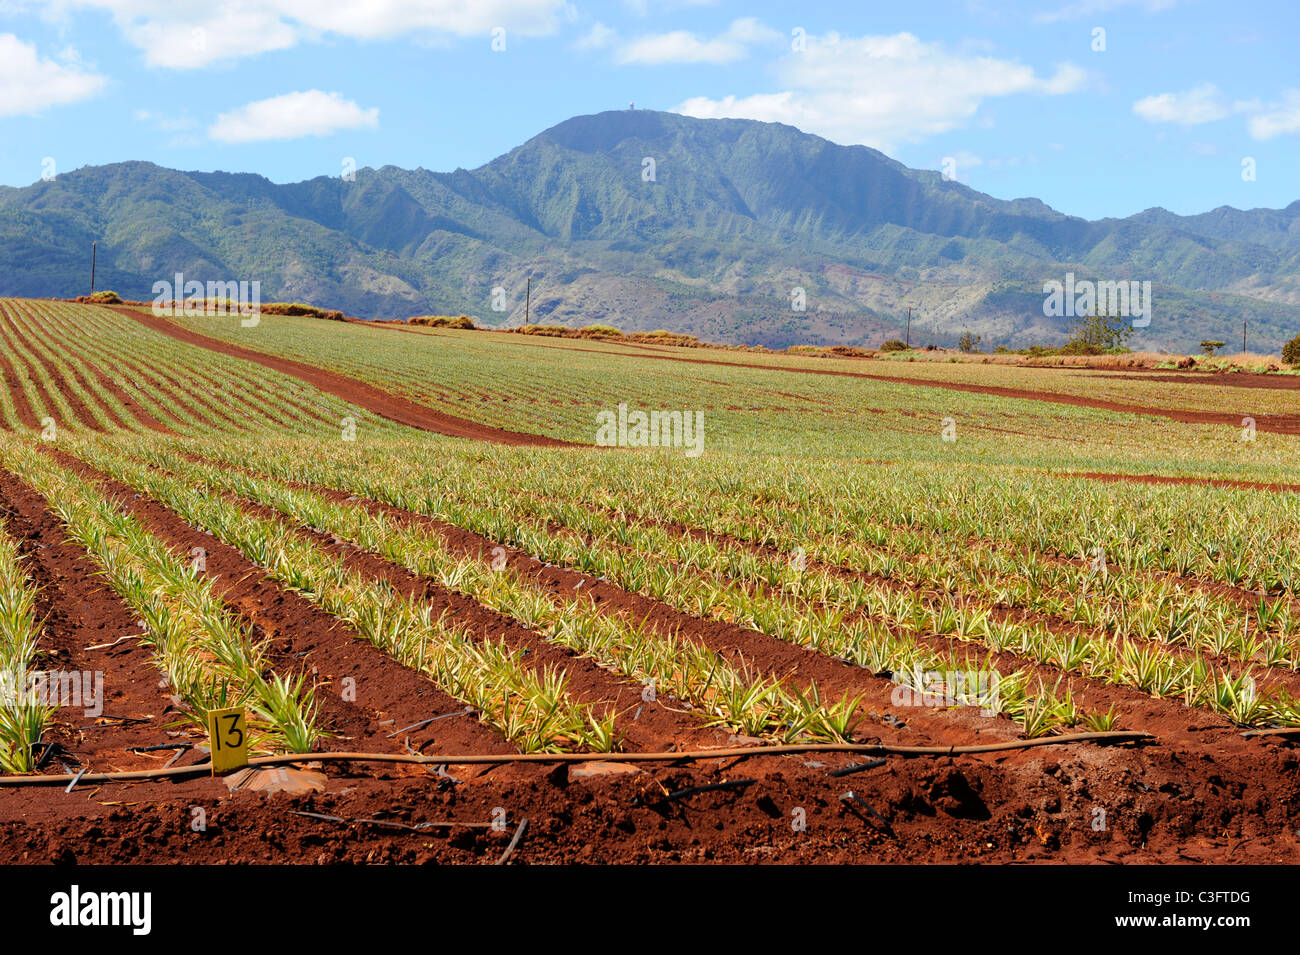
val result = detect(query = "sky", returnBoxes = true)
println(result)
[0,0,1297,220]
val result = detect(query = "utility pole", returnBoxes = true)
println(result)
[1243,319,1247,355]
[525,277,531,326]
[90,241,97,294]
[905,306,912,349]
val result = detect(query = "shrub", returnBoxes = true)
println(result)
[1283,333,1300,366]
[1066,311,1131,353]
[409,314,475,329]
[629,330,699,347]
[579,324,623,337]
[880,339,908,352]
[87,290,121,304]
[259,302,346,321]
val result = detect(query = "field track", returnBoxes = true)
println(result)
[1070,471,1300,494]
[468,333,1300,435]
[115,307,569,446]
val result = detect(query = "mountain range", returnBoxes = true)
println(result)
[3,109,1299,351]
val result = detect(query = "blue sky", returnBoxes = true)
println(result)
[1,0,1297,219]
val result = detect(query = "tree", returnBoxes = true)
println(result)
[1200,340,1226,356]
[1063,310,1132,354]
[958,330,982,353]
[1283,333,1300,366]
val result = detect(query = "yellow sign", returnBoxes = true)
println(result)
[206,707,249,774]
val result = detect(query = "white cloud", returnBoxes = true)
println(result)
[675,32,1086,151]
[49,0,568,68]
[1132,84,1230,125]
[617,17,779,65]
[621,0,719,15]
[1034,0,1178,24]
[210,90,378,143]
[0,33,105,117]
[1248,89,1300,140]
[574,22,615,50]
[134,107,196,131]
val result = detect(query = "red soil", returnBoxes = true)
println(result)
[44,448,516,766]
[1068,470,1300,494]
[5,457,1300,862]
[0,349,38,429]
[1091,368,1300,390]
[5,308,1300,863]
[510,343,1300,435]
[113,307,572,446]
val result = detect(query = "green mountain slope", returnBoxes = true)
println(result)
[2,110,1297,351]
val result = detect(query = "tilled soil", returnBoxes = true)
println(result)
[4,323,1300,862]
[2,449,1286,864]
[113,307,571,446]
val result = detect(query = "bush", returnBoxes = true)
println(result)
[579,324,623,337]
[260,302,347,321]
[409,314,475,329]
[1066,311,1131,352]
[1283,333,1300,365]
[629,330,699,347]
[87,290,121,304]
[880,339,908,352]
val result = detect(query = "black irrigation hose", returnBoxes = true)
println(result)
[664,778,756,801]
[0,730,1151,788]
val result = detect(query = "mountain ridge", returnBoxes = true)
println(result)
[2,109,1298,351]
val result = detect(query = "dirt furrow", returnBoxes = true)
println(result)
[253,473,1076,749]
[167,477,732,754]
[0,320,65,430]
[0,470,176,773]
[1068,470,1300,495]
[44,449,520,772]
[482,337,1300,435]
[0,311,105,431]
[114,307,571,445]
[0,349,38,430]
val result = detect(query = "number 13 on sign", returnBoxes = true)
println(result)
[206,707,249,774]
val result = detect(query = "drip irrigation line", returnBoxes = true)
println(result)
[0,730,1151,788]
[496,819,529,866]
[664,778,755,802]
[1241,727,1300,738]
[829,758,887,778]
[386,707,476,738]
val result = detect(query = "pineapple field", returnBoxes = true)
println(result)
[1,298,1298,865]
